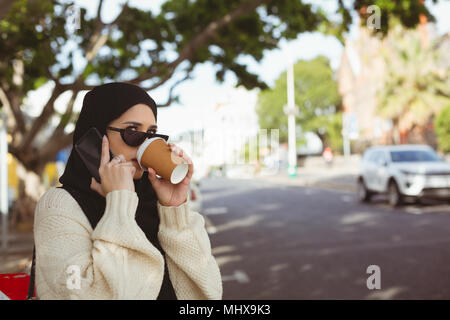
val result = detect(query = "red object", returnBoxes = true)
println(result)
[190,189,197,201]
[323,147,333,161]
[0,273,33,300]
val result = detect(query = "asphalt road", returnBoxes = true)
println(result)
[200,176,450,300]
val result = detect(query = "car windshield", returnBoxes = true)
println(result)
[390,150,442,162]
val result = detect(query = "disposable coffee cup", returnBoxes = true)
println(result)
[136,137,189,184]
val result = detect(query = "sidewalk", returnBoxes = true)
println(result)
[0,229,34,274]
[0,156,360,273]
[249,155,360,192]
[254,170,358,192]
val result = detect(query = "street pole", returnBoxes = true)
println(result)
[342,112,354,158]
[343,134,351,158]
[286,48,297,178]
[0,111,8,252]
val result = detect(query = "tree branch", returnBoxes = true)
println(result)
[174,0,269,66]
[139,70,177,92]
[37,131,74,164]
[0,86,23,139]
[18,82,64,151]
[69,0,266,93]
[0,87,10,110]
[85,32,109,62]
[129,0,269,86]
[35,90,79,169]
[0,0,15,20]
[47,89,79,141]
[154,69,193,107]
[109,0,129,25]
[83,0,124,63]
[61,82,95,91]
[96,0,105,25]
[79,0,129,81]
[1,84,26,134]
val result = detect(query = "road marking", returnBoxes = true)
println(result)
[222,270,250,283]
[203,215,217,234]
[206,225,217,234]
[376,203,450,215]
[341,195,355,202]
[405,207,423,215]
[204,207,228,215]
[303,188,316,195]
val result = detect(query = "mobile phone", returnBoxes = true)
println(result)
[74,127,115,183]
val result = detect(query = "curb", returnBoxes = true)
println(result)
[253,174,357,193]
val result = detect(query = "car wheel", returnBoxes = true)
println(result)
[388,180,403,207]
[357,178,372,203]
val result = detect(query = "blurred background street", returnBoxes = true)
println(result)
[206,165,450,299]
[1,0,450,300]
[3,156,450,299]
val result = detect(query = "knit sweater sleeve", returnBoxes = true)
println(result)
[157,200,223,300]
[33,187,165,300]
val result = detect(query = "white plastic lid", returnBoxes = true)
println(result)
[171,163,189,184]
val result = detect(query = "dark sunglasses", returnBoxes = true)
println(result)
[106,126,169,147]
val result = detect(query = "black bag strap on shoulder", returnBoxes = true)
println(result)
[27,246,36,300]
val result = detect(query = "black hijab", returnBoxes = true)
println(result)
[58,82,177,300]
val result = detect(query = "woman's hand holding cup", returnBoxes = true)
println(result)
[147,142,194,207]
[90,135,137,197]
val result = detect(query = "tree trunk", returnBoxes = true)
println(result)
[399,130,408,144]
[0,0,16,20]
[9,161,47,232]
[391,118,400,145]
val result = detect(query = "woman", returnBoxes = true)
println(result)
[33,82,222,300]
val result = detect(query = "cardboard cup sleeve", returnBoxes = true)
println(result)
[136,137,189,184]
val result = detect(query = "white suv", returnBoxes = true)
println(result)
[357,145,450,206]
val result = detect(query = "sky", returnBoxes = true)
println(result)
[25,0,450,139]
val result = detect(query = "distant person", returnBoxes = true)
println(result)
[322,147,334,167]
[254,159,262,176]
[33,83,222,300]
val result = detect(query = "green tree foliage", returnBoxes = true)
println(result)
[306,111,343,152]
[353,0,437,35]
[256,56,342,151]
[0,0,440,175]
[435,104,450,153]
[0,0,331,174]
[0,0,331,96]
[377,20,450,142]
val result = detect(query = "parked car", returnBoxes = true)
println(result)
[187,179,203,213]
[357,145,450,206]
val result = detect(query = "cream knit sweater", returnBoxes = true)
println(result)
[33,187,223,300]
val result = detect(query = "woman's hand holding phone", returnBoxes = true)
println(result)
[90,135,136,197]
